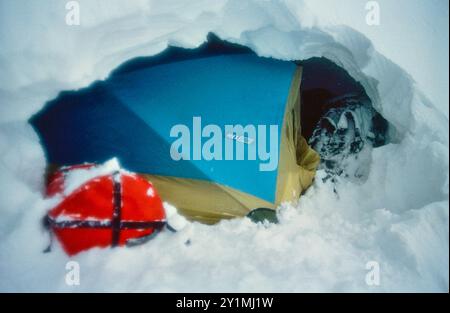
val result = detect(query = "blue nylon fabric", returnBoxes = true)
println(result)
[32,53,296,202]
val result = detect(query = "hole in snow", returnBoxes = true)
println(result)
[299,57,390,183]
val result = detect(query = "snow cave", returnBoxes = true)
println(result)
[32,34,389,225]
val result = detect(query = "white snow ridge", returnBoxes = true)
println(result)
[0,0,448,292]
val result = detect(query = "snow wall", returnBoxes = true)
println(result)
[0,0,448,292]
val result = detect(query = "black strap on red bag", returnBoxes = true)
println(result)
[43,171,166,252]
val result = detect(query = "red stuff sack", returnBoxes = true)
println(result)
[44,164,166,256]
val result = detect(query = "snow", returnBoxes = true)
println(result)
[303,0,449,119]
[0,0,448,292]
[163,202,188,232]
[337,114,348,130]
[62,158,122,195]
[146,187,155,198]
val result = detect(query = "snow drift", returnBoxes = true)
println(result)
[0,0,448,292]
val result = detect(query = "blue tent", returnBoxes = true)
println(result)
[31,34,319,223]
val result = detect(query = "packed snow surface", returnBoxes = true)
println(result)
[0,0,448,292]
